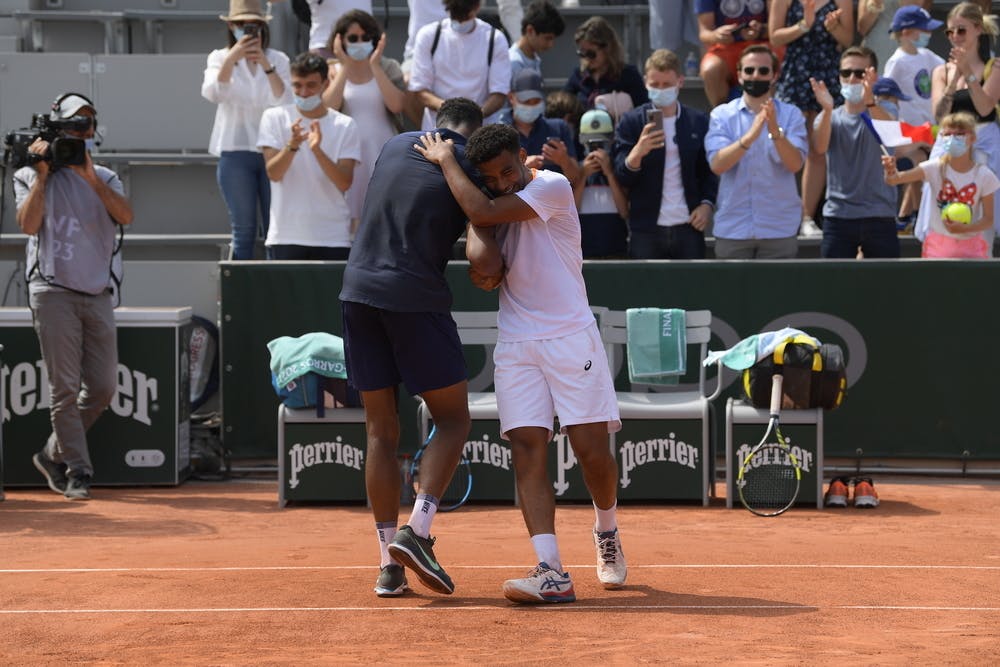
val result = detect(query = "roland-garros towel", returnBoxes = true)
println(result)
[626,308,686,385]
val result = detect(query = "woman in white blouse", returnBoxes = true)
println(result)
[321,10,406,229]
[201,0,291,260]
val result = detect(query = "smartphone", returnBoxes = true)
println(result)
[585,138,608,153]
[243,23,260,38]
[645,108,663,127]
[545,136,562,146]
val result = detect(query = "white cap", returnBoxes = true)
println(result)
[52,93,95,120]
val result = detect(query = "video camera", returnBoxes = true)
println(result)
[3,113,90,170]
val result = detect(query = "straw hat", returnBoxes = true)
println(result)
[219,0,271,22]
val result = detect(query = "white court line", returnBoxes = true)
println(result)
[1,564,998,574]
[1,604,998,615]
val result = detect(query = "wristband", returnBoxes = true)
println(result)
[286,143,299,152]
[264,66,276,75]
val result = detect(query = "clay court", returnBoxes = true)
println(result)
[1,477,998,665]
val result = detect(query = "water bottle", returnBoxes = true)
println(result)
[685,51,699,78]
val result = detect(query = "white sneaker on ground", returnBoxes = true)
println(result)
[502,563,576,604]
[593,527,627,589]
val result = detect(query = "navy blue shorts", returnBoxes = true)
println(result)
[341,301,466,396]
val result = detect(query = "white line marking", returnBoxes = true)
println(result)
[0,605,998,615]
[0,564,997,574]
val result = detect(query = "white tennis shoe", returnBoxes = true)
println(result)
[593,527,627,589]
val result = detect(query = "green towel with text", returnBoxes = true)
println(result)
[626,308,686,385]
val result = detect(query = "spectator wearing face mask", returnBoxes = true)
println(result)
[575,108,628,259]
[811,46,901,258]
[613,48,717,259]
[499,68,580,183]
[322,9,406,230]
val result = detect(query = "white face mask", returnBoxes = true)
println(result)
[513,102,545,123]
[294,94,323,112]
[841,82,864,105]
[451,18,476,34]
[346,41,373,61]
[647,86,678,108]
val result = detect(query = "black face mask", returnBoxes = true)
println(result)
[741,79,771,98]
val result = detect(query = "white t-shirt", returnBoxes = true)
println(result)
[408,18,511,130]
[883,48,944,126]
[404,0,447,63]
[496,170,596,342]
[307,0,372,51]
[257,105,361,247]
[658,113,688,226]
[202,48,292,155]
[920,158,1000,239]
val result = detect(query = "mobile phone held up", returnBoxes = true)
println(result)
[645,107,663,127]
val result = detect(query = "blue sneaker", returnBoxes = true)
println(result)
[387,525,454,594]
[502,563,576,604]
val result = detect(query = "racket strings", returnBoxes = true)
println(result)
[740,445,800,512]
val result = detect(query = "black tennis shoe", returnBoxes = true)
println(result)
[387,526,454,594]
[374,564,410,597]
[32,451,68,494]
[64,474,92,501]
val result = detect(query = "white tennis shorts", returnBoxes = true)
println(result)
[494,323,622,439]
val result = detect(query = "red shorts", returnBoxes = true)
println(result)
[921,231,990,259]
[703,40,784,85]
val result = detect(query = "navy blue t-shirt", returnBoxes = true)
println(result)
[340,129,475,313]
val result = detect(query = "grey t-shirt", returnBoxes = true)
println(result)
[820,106,897,220]
[13,164,124,295]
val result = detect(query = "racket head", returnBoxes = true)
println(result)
[737,418,801,517]
[437,459,472,512]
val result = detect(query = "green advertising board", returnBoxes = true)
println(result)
[1,307,192,486]
[221,261,1000,494]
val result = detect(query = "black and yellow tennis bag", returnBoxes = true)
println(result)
[742,335,847,410]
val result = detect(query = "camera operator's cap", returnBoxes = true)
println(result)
[512,69,545,102]
[873,76,912,101]
[889,6,942,33]
[220,0,271,22]
[52,93,95,120]
[579,108,613,138]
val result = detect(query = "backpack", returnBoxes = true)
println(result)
[742,335,846,410]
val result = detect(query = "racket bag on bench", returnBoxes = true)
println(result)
[742,335,846,410]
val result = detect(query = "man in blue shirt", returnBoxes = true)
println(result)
[705,44,807,258]
[500,68,580,184]
[339,97,483,600]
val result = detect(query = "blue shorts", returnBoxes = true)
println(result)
[341,300,466,396]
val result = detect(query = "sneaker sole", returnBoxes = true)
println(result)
[502,582,576,604]
[825,497,848,507]
[388,543,454,595]
[64,493,91,501]
[599,577,626,590]
[854,499,879,508]
[374,583,410,598]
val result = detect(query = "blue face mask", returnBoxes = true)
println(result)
[841,82,864,105]
[232,27,246,41]
[346,41,373,61]
[647,86,678,108]
[942,134,968,157]
[294,94,323,112]
[513,102,545,123]
[451,19,476,34]
[913,32,931,49]
[84,138,96,152]
[878,100,899,119]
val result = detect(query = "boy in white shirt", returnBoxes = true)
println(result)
[883,6,944,126]
[257,52,360,259]
[416,123,626,605]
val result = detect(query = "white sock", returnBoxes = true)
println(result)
[375,521,397,567]
[594,501,618,533]
[530,533,562,573]
[407,493,438,538]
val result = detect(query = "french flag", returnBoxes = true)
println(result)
[861,115,935,147]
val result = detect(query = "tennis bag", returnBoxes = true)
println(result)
[742,335,846,410]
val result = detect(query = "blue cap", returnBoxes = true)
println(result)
[890,6,942,33]
[872,76,912,101]
[511,68,544,102]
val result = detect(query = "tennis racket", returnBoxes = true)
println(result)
[410,425,472,512]
[737,373,801,517]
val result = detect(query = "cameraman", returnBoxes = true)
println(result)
[12,93,133,501]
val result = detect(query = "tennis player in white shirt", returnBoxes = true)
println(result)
[416,123,627,605]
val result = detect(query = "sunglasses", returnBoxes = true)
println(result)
[576,48,599,59]
[839,68,866,80]
[345,33,373,43]
[741,66,771,76]
[940,131,969,137]
[945,26,968,38]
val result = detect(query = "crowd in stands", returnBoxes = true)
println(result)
[201,0,1000,261]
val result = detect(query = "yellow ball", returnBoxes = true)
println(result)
[942,202,973,224]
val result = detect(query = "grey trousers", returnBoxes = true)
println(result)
[30,289,117,478]
[714,236,799,259]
